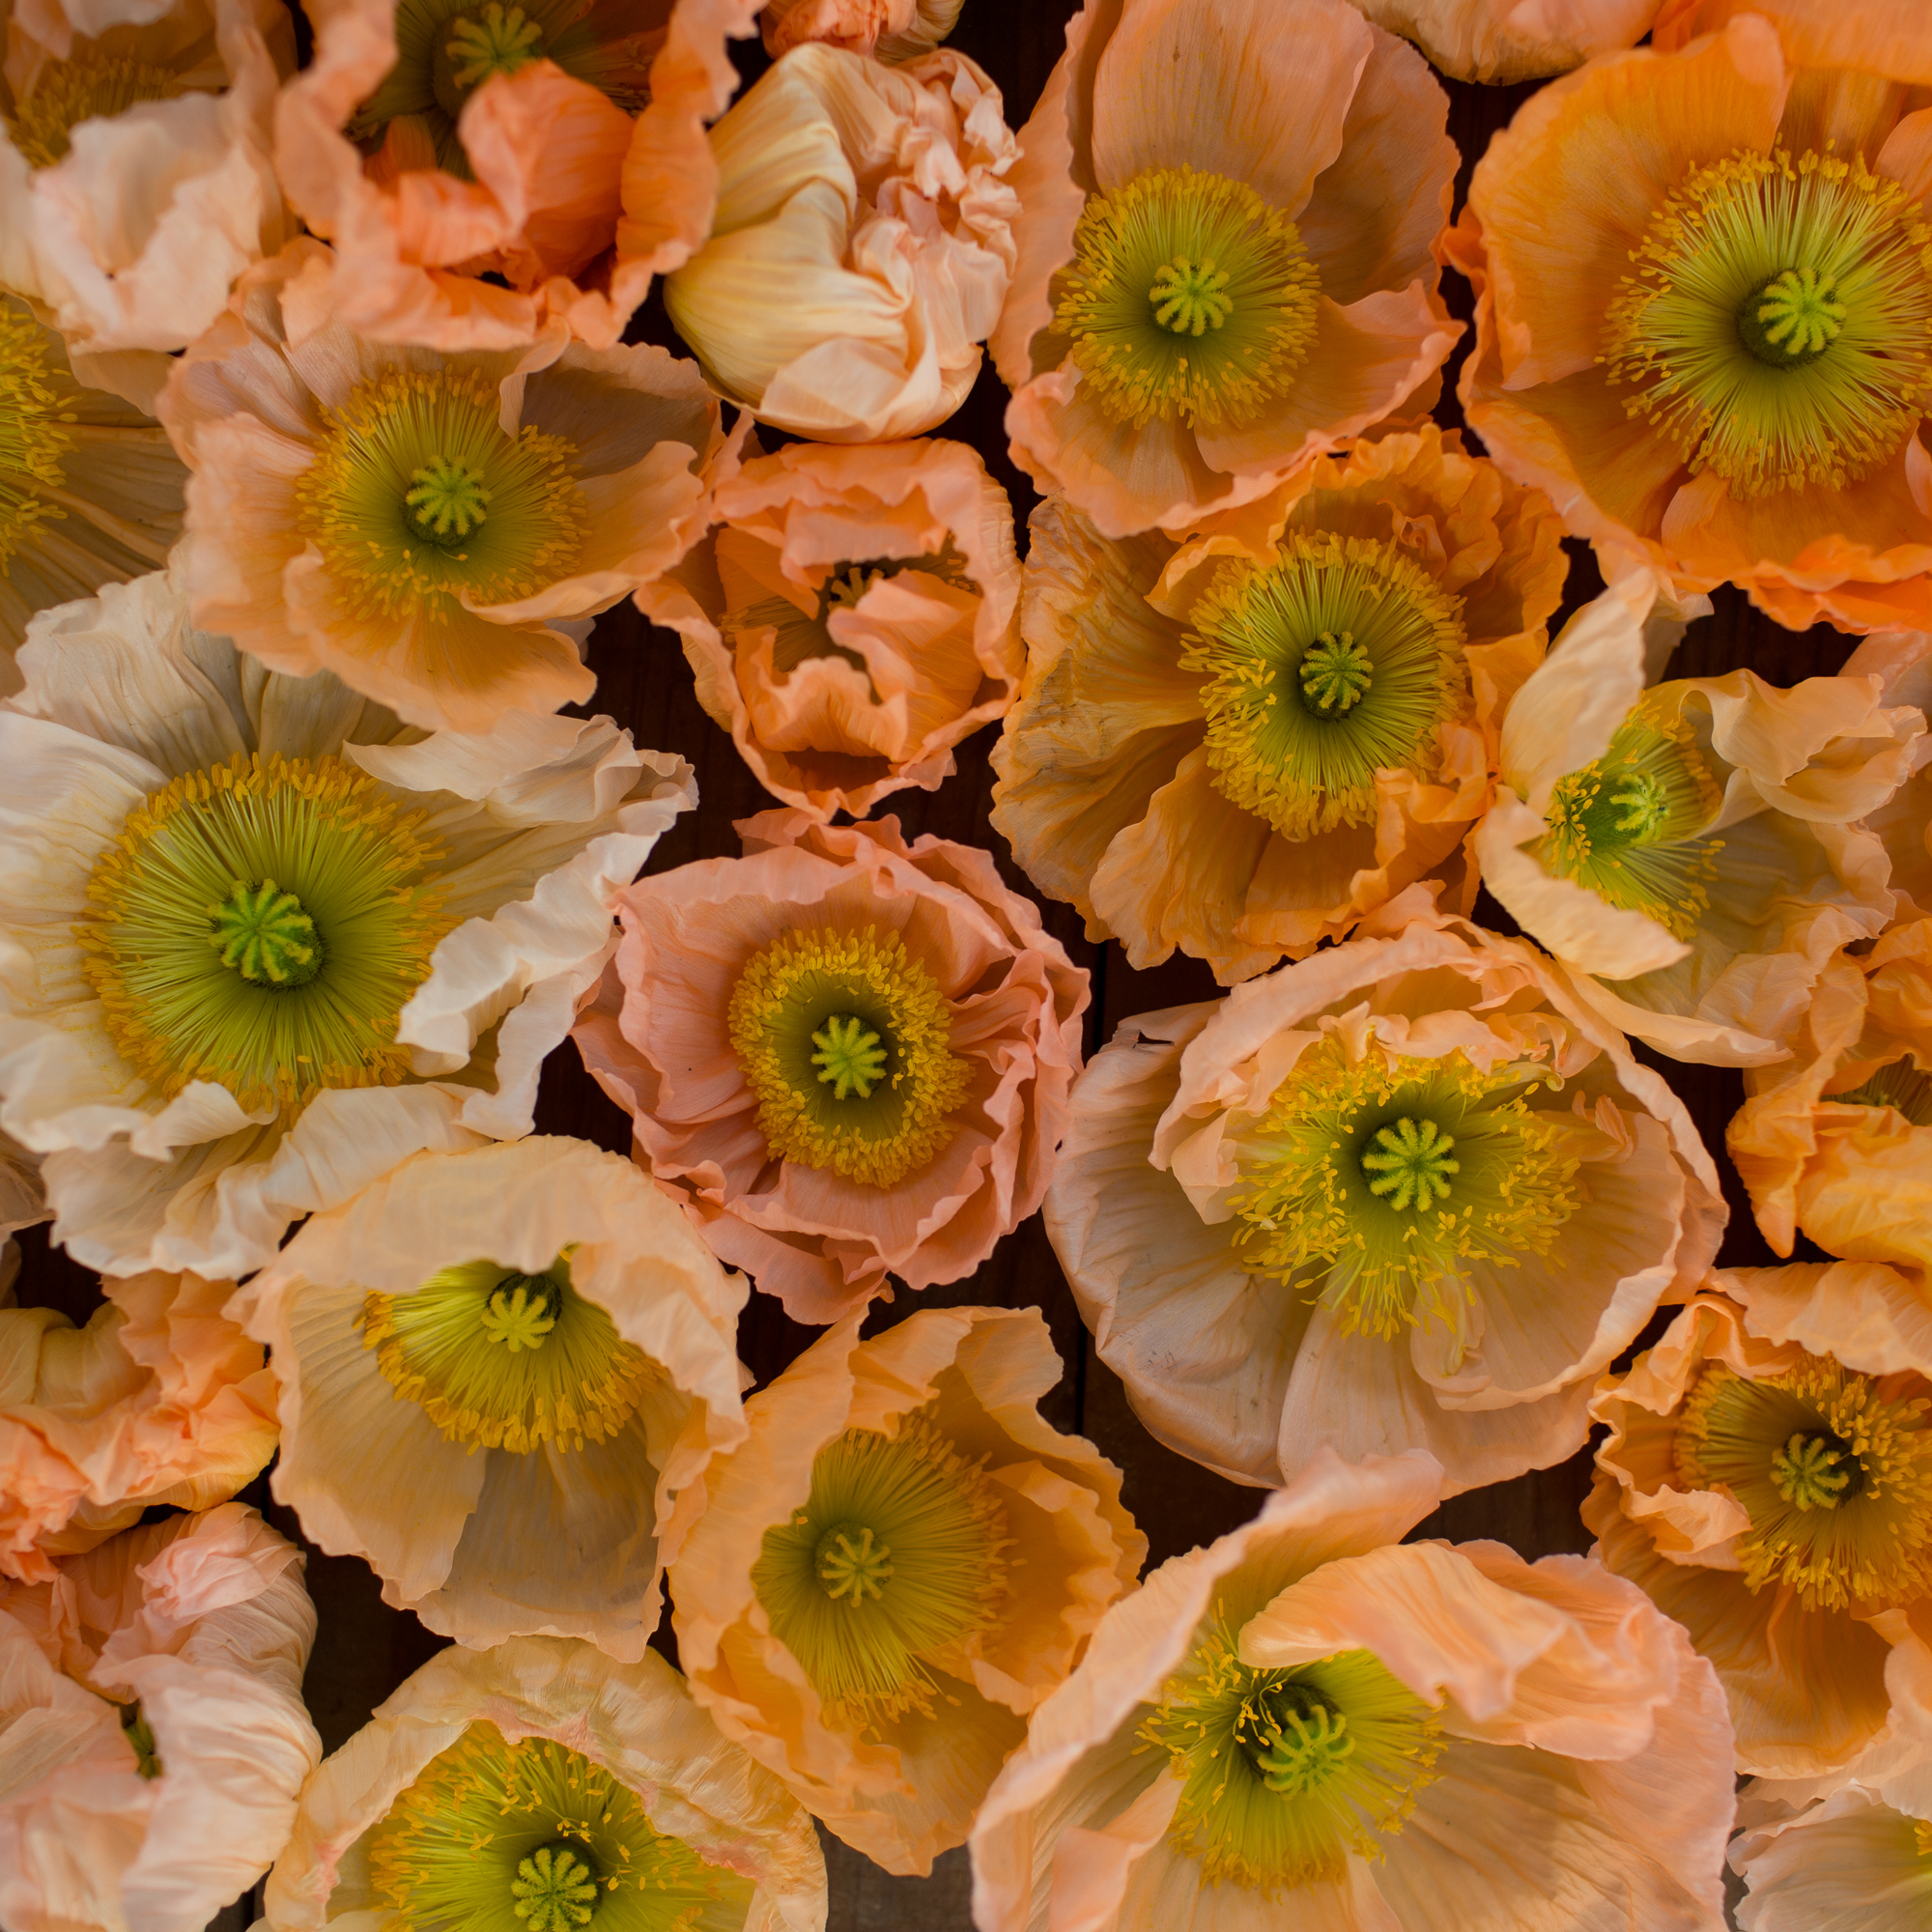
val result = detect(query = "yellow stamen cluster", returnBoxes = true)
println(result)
[1055,165,1321,430]
[368,1720,748,1932]
[295,368,585,626]
[0,301,75,572]
[1675,1354,1932,1611]
[727,924,970,1188]
[79,753,449,1109]
[8,50,187,170]
[360,1254,653,1455]
[1605,147,1932,497]
[1142,1627,1442,1893]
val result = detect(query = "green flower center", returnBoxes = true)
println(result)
[359,1251,653,1454]
[208,879,324,988]
[1605,147,1932,497]
[367,1721,750,1932]
[720,541,978,684]
[1142,1626,1441,1892]
[726,925,971,1188]
[347,0,650,176]
[8,49,187,171]
[1179,532,1468,841]
[295,369,585,626]
[79,753,452,1110]
[1674,1355,1932,1611]
[1229,1035,1580,1339]
[1054,165,1321,430]
[1833,1056,1932,1125]
[1538,702,1724,942]
[752,1411,1010,1728]
[510,1844,598,1931]
[0,299,75,576]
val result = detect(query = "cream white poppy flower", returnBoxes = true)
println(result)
[0,567,695,1279]
[231,1134,750,1657]
[1474,571,1923,1065]
[0,1502,321,1932]
[259,1632,825,1932]
[1734,1788,1932,1931]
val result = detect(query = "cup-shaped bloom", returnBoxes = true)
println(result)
[158,237,735,732]
[1733,1789,1932,1931]
[0,298,184,675]
[1585,1269,1932,1775]
[575,810,1088,1322]
[970,1449,1735,1932]
[270,0,766,349]
[646,438,1022,819]
[1475,574,1921,1065]
[661,43,1017,441]
[992,0,1459,538]
[760,0,959,60]
[1046,899,1723,1495]
[0,1503,322,1932]
[0,0,290,377]
[1728,919,1932,1264]
[1345,0,1662,80]
[1450,7,1932,632]
[259,1633,825,1932]
[0,1268,277,1583]
[668,1305,1144,1874]
[233,1134,749,1657]
[991,422,1567,983]
[0,568,696,1281]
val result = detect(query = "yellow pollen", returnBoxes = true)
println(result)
[9,50,187,170]
[0,301,76,573]
[727,925,970,1188]
[1674,1354,1932,1611]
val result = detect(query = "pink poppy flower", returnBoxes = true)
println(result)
[576,810,1087,1322]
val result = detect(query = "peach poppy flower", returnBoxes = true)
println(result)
[1733,1788,1932,1932]
[1727,918,1932,1265]
[662,42,1019,441]
[992,421,1568,983]
[575,809,1087,1323]
[0,1267,278,1584]
[1585,1269,1932,1776]
[232,1133,749,1657]
[1474,573,1921,1065]
[0,297,185,679]
[1346,0,1661,81]
[0,567,695,1281]
[1045,897,1723,1499]
[0,0,291,383]
[760,0,959,61]
[668,1305,1144,1874]
[270,0,764,350]
[0,1503,322,1932]
[1450,9,1932,632]
[971,1448,1735,1932]
[259,1633,826,1932]
[158,238,736,733]
[992,0,1459,538]
[644,437,1022,819]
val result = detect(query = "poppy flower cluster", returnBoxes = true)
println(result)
[1,0,1927,1925]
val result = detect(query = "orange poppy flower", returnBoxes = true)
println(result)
[1352,0,1661,81]
[644,438,1022,820]
[272,0,763,349]
[991,422,1567,981]
[992,0,1460,537]
[1587,1271,1932,1776]
[668,1305,1143,1872]
[1451,3,1932,631]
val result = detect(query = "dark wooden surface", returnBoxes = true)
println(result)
[7,6,1861,1926]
